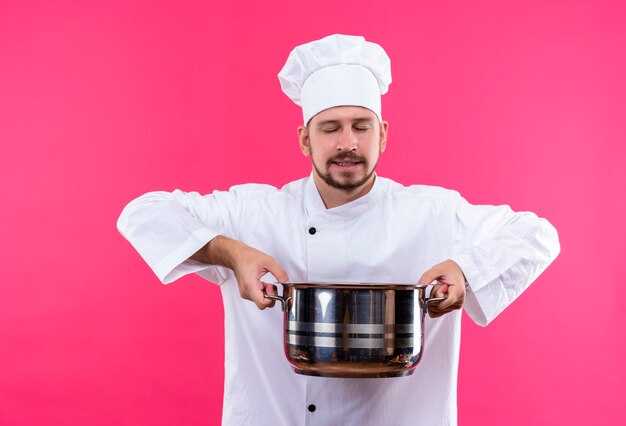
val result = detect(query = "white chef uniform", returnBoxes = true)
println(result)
[116,174,560,425]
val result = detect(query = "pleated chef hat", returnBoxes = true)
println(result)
[278,34,392,124]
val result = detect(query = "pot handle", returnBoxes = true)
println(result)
[263,285,291,312]
[424,295,447,318]
[424,283,447,312]
[424,295,447,308]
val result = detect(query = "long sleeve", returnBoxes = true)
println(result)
[449,198,560,326]
[116,190,232,284]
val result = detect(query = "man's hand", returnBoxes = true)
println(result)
[191,236,289,310]
[418,259,466,318]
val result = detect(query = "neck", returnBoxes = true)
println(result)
[312,172,377,209]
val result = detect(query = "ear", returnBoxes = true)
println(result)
[379,121,389,153]
[298,125,311,157]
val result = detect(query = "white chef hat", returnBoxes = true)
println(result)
[278,34,392,125]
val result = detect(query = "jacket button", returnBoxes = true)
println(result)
[308,227,316,235]
[308,404,316,412]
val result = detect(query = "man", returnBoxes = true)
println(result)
[117,34,560,425]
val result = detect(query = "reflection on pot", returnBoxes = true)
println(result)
[266,283,444,379]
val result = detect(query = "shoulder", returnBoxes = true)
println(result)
[224,177,297,193]
[378,177,463,203]
[226,182,280,195]
[222,177,307,203]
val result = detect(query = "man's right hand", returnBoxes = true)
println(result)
[191,236,289,310]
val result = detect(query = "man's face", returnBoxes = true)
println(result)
[298,106,388,192]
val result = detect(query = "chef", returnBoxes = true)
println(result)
[117,34,560,425]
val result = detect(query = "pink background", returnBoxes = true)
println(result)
[1,0,624,425]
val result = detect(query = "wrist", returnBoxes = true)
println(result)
[208,235,248,270]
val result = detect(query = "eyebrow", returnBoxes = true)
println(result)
[315,117,375,128]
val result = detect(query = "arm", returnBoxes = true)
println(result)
[417,195,560,324]
[447,199,560,326]
[117,189,288,309]
[117,190,226,284]
[191,235,288,309]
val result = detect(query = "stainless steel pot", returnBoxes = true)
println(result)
[265,282,444,378]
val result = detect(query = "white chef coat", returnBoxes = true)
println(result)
[117,175,560,426]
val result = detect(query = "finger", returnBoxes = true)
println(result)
[435,283,455,310]
[432,283,448,297]
[436,294,457,311]
[263,282,278,296]
[437,282,465,310]
[428,283,446,317]
[266,258,289,283]
[261,282,277,308]
[428,304,445,318]
[246,280,274,310]
[439,285,465,309]
[418,266,441,285]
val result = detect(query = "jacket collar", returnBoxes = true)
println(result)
[304,172,382,218]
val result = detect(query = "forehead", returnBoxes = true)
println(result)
[310,106,378,126]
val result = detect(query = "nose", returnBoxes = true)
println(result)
[336,127,357,152]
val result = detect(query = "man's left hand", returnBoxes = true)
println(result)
[419,259,466,318]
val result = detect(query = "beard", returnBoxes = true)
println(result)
[312,151,378,191]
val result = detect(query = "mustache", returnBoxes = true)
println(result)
[327,152,366,164]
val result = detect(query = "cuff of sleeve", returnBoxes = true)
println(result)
[153,228,224,284]
[166,259,230,285]
[449,252,497,327]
